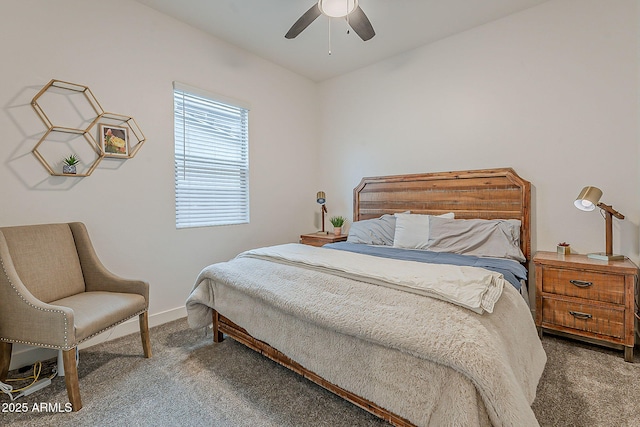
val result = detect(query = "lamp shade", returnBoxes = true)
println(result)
[316,191,326,204]
[574,186,602,212]
[319,0,358,17]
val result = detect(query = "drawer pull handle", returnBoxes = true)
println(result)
[569,310,592,320]
[569,279,593,288]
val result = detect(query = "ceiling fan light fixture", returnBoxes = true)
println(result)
[318,0,358,18]
[285,0,374,41]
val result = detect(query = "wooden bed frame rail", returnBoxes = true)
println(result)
[212,310,416,427]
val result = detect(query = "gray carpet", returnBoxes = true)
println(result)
[1,318,639,426]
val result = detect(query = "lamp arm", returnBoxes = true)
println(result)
[321,204,327,233]
[597,202,624,256]
[597,202,624,220]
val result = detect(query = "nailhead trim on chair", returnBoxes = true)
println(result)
[0,254,69,349]
[0,310,149,350]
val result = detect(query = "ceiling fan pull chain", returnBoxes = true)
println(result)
[346,0,351,34]
[328,18,332,55]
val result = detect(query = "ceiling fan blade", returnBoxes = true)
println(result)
[285,4,322,39]
[348,6,375,41]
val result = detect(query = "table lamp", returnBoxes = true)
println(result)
[574,186,625,261]
[316,191,328,233]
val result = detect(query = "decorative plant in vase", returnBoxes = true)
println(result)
[62,154,79,174]
[329,216,346,236]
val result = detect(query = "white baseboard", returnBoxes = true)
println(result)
[8,306,187,370]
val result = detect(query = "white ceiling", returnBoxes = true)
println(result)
[135,0,550,82]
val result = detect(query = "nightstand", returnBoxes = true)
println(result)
[299,232,347,247]
[533,251,638,362]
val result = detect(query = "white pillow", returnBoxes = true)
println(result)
[393,212,455,249]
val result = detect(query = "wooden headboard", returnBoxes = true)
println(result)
[353,168,531,261]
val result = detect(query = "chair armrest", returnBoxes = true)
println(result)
[0,235,77,349]
[68,223,149,303]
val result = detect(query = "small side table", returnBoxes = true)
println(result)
[300,232,347,247]
[533,251,638,362]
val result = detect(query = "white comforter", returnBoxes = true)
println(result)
[242,243,505,313]
[186,244,546,426]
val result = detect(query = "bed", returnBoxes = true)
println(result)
[186,168,546,427]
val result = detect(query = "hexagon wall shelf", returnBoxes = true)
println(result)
[31,79,146,177]
[86,112,147,159]
[32,79,104,130]
[32,127,103,177]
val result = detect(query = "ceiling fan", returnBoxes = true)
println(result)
[285,0,375,42]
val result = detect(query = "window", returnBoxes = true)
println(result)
[174,82,249,228]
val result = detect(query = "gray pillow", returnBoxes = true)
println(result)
[347,214,399,246]
[427,217,525,262]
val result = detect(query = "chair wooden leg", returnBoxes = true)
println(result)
[139,312,152,358]
[0,342,12,381]
[63,348,82,411]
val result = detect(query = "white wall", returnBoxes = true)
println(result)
[3,0,639,367]
[319,0,640,266]
[0,0,320,366]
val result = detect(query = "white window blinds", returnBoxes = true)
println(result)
[174,82,249,228]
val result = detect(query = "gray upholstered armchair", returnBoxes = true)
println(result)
[0,222,151,411]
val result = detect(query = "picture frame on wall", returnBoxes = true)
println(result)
[99,124,129,157]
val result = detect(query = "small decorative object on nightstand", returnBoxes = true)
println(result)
[300,232,347,247]
[329,216,346,236]
[534,251,638,362]
[557,242,570,255]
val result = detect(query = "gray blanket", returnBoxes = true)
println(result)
[186,250,546,426]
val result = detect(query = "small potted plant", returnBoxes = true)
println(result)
[329,216,346,236]
[557,242,570,255]
[62,154,79,174]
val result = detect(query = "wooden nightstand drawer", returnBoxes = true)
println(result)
[541,297,625,339]
[541,267,625,304]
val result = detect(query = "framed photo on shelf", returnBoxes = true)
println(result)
[99,124,129,157]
